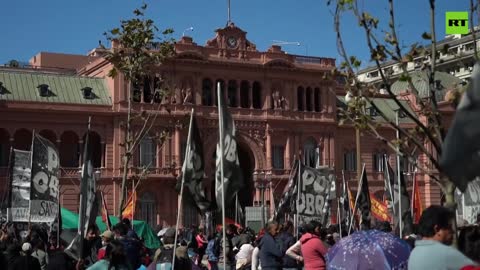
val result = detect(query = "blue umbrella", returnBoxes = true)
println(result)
[326,230,411,270]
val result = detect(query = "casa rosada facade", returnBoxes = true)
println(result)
[0,23,444,227]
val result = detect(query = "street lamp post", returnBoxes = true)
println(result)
[254,171,271,228]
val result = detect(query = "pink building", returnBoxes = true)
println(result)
[0,23,452,226]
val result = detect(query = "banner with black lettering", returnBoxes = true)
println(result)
[30,134,60,223]
[9,149,32,222]
[296,165,336,224]
[463,178,480,224]
[215,88,244,210]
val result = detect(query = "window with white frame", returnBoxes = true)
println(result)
[343,150,356,172]
[139,136,156,167]
[272,145,285,169]
[303,138,320,168]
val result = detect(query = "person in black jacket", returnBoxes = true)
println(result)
[278,221,300,270]
[9,242,41,270]
[259,221,283,270]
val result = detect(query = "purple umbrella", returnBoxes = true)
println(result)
[326,230,411,270]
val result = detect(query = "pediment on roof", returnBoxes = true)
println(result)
[205,22,257,51]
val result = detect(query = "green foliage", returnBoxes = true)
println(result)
[102,3,175,84]
[421,32,432,40]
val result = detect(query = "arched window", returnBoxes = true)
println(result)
[240,81,250,108]
[303,137,319,168]
[227,80,237,107]
[0,129,9,167]
[140,192,156,226]
[343,149,356,172]
[139,136,156,167]
[14,129,32,151]
[297,87,304,111]
[201,79,213,106]
[252,81,262,109]
[60,131,79,167]
[306,87,313,111]
[373,150,388,172]
[314,87,321,112]
[83,132,102,168]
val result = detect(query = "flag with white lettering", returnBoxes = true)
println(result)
[30,134,60,223]
[274,160,299,220]
[177,113,211,212]
[9,149,32,222]
[215,89,244,211]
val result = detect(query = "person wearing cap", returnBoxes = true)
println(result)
[97,230,114,260]
[9,242,41,270]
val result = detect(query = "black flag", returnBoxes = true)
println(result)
[355,166,371,230]
[65,119,98,264]
[386,160,413,235]
[384,156,396,215]
[275,160,299,220]
[177,112,211,212]
[441,62,480,192]
[215,87,244,211]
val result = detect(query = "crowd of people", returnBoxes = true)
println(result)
[0,206,480,269]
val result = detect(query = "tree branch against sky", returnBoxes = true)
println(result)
[101,3,175,219]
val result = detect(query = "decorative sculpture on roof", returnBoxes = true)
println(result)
[183,87,193,104]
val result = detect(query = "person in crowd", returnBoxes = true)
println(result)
[219,224,237,270]
[258,221,283,270]
[278,221,299,270]
[195,227,208,265]
[458,225,480,269]
[113,222,141,269]
[299,220,328,270]
[251,230,265,270]
[408,205,474,270]
[206,233,220,270]
[375,221,393,233]
[84,224,102,266]
[97,230,114,260]
[5,242,21,268]
[122,218,139,240]
[79,240,131,270]
[31,239,48,270]
[147,227,191,270]
[9,242,42,270]
[235,234,254,269]
[46,234,75,270]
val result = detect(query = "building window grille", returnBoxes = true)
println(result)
[272,145,285,169]
[139,136,156,167]
[343,150,356,172]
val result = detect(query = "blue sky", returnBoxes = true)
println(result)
[0,0,470,68]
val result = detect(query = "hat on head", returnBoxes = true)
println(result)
[101,230,114,239]
[22,242,32,252]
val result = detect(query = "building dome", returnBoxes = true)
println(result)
[390,70,462,100]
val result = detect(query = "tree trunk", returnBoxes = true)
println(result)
[118,89,133,220]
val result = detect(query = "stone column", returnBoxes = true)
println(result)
[212,85,217,107]
[174,125,181,167]
[293,85,298,111]
[156,134,161,168]
[236,81,241,108]
[266,126,272,169]
[302,89,307,112]
[285,134,291,169]
[294,133,300,160]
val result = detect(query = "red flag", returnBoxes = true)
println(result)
[412,174,423,223]
[101,192,112,230]
[121,190,137,221]
[370,193,391,222]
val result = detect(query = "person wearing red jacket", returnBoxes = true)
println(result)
[300,220,328,270]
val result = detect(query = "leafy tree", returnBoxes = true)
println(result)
[327,0,479,238]
[102,3,176,219]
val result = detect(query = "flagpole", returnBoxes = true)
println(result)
[217,82,227,270]
[28,129,35,229]
[172,108,194,270]
[385,156,396,216]
[57,193,61,248]
[411,171,415,219]
[395,110,403,238]
[337,197,342,237]
[295,155,301,238]
[348,164,365,235]
[235,193,238,224]
[6,147,13,223]
[341,170,346,231]
[131,180,135,230]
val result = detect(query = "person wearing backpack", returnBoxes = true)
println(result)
[147,228,192,270]
[206,234,220,270]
